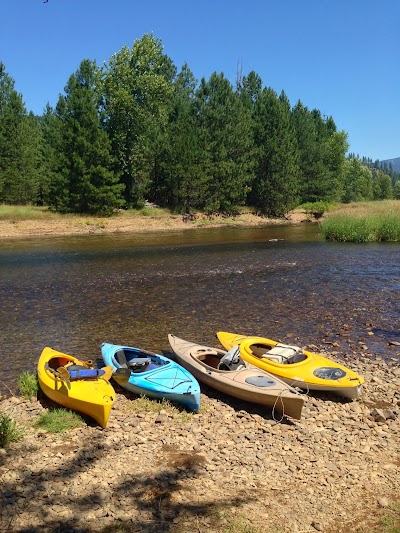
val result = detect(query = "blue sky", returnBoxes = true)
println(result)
[1,0,398,161]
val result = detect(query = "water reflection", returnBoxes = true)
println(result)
[0,224,399,394]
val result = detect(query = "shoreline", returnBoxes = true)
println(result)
[0,210,313,240]
[1,350,399,532]
[2,207,399,532]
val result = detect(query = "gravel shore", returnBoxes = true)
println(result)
[1,348,399,533]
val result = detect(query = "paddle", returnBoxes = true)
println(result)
[112,367,131,385]
[56,367,71,389]
[44,362,71,389]
[115,349,128,367]
[100,366,114,382]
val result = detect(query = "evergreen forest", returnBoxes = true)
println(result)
[1,34,399,217]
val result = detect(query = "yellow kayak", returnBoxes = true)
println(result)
[37,347,115,428]
[216,332,364,399]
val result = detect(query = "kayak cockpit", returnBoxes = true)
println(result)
[193,347,245,372]
[46,356,73,370]
[195,350,221,369]
[249,343,307,365]
[113,348,165,373]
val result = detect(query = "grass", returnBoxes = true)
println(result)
[223,516,262,533]
[0,205,60,221]
[0,414,23,447]
[34,408,84,433]
[0,204,264,224]
[122,206,173,218]
[193,216,240,227]
[18,371,39,400]
[123,395,195,422]
[0,204,173,222]
[204,505,263,533]
[319,200,400,242]
[123,395,171,413]
[83,218,107,228]
[379,500,400,533]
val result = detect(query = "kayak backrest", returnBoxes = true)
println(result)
[252,343,306,365]
[217,346,245,371]
[114,349,129,368]
[68,368,105,380]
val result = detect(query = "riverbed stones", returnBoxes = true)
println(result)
[0,352,399,532]
[370,407,397,422]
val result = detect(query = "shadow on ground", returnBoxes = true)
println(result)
[0,407,250,533]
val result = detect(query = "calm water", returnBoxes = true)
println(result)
[0,224,399,394]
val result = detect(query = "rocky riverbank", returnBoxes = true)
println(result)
[1,350,399,533]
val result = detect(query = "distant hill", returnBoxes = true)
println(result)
[380,157,400,172]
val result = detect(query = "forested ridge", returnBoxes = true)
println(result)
[1,34,399,216]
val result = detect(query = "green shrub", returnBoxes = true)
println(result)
[35,408,84,433]
[301,201,336,219]
[18,371,39,399]
[0,414,23,447]
[132,206,171,217]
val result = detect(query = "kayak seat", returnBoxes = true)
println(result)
[127,357,151,372]
[45,362,61,376]
[45,362,103,380]
[263,353,288,364]
[217,347,245,371]
[263,344,305,364]
[114,349,129,368]
[67,364,91,371]
[197,352,220,369]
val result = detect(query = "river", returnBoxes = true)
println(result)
[0,223,399,394]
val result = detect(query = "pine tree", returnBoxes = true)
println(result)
[237,70,262,109]
[38,104,62,206]
[152,63,207,211]
[251,88,300,216]
[292,103,348,202]
[0,63,41,204]
[194,72,254,213]
[50,60,123,215]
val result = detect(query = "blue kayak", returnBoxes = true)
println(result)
[100,342,200,412]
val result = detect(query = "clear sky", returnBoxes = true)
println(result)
[1,0,398,161]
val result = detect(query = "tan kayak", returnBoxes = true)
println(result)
[168,334,305,420]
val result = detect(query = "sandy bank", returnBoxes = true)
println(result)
[0,210,312,240]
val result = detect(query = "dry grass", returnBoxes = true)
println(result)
[331,200,400,217]
[120,394,195,422]
[0,205,61,221]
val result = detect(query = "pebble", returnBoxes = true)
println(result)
[378,497,390,507]
[312,521,324,531]
[0,354,399,532]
